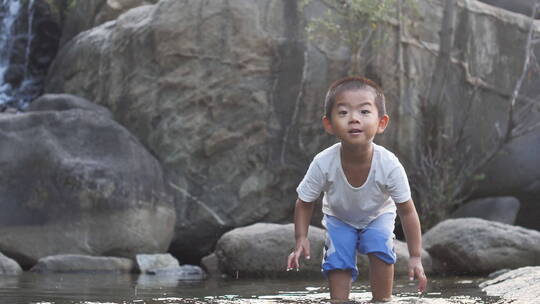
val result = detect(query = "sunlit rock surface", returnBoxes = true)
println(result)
[45,0,540,262]
[30,254,134,273]
[0,251,22,275]
[0,94,175,269]
[480,266,540,303]
[135,253,206,280]
[136,253,180,274]
[423,218,540,274]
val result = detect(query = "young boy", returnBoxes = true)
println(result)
[286,76,427,302]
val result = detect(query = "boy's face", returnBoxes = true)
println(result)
[322,89,389,148]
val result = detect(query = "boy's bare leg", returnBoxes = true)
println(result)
[368,254,393,302]
[328,269,352,302]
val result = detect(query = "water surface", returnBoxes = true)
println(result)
[0,273,502,304]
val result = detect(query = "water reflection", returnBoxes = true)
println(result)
[0,273,501,304]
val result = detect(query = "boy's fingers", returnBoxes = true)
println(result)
[294,253,300,269]
[286,252,298,270]
[416,268,427,292]
[286,254,294,269]
[418,277,427,292]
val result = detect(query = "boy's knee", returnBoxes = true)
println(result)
[367,253,394,266]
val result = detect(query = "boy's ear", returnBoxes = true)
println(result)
[377,115,390,134]
[322,116,334,135]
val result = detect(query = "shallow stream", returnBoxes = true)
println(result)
[0,273,503,304]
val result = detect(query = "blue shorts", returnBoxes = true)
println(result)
[321,213,397,281]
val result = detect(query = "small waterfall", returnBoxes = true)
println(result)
[0,0,41,111]
[23,0,35,79]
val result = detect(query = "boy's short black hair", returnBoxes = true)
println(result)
[324,76,386,119]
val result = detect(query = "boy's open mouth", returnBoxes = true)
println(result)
[349,129,363,134]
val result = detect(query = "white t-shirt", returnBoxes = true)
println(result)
[296,143,411,229]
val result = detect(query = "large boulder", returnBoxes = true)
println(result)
[30,254,134,273]
[45,0,540,262]
[480,266,540,302]
[450,196,520,224]
[46,0,314,263]
[423,218,540,274]
[0,94,175,269]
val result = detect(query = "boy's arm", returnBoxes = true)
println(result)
[286,198,314,271]
[396,199,427,292]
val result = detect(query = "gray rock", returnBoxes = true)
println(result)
[47,0,310,263]
[450,196,520,224]
[45,0,540,263]
[215,223,326,278]
[423,218,540,274]
[0,252,22,275]
[30,254,134,273]
[0,95,175,269]
[480,266,540,303]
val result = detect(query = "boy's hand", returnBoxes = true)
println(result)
[408,256,427,292]
[286,238,310,271]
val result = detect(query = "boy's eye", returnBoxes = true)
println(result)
[338,110,347,115]
[361,110,370,115]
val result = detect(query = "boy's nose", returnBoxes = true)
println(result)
[349,113,360,123]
